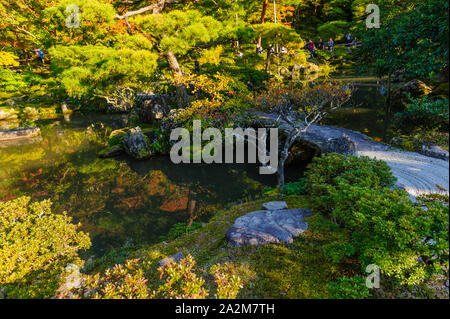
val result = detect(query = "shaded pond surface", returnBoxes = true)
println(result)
[0,113,281,257]
[321,76,390,141]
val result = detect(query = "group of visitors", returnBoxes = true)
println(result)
[345,33,359,51]
[304,38,334,60]
[304,32,361,60]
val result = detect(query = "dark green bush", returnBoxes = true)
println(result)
[327,275,371,299]
[282,178,307,195]
[305,154,448,287]
[393,96,449,132]
[319,185,448,286]
[305,153,396,214]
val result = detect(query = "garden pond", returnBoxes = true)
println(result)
[0,77,389,257]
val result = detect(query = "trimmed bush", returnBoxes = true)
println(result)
[393,96,449,132]
[317,21,348,41]
[305,153,396,214]
[306,154,448,288]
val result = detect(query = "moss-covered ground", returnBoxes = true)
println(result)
[86,195,360,298]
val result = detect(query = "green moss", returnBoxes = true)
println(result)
[107,129,127,147]
[96,195,350,298]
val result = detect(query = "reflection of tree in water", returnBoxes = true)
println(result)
[0,114,268,256]
[322,81,387,140]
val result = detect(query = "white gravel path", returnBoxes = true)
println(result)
[357,149,449,197]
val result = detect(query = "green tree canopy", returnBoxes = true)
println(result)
[356,0,449,79]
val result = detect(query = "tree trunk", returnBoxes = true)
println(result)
[383,72,392,141]
[276,129,300,191]
[257,0,269,47]
[265,47,272,73]
[163,50,188,108]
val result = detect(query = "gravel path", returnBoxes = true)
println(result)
[256,113,449,197]
[357,149,449,197]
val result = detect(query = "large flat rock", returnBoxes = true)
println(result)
[262,201,288,210]
[226,208,313,247]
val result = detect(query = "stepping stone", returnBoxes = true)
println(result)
[226,208,313,247]
[262,201,288,211]
[158,252,185,267]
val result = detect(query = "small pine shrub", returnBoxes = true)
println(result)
[282,178,307,195]
[306,154,448,287]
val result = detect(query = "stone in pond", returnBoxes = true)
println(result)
[98,145,124,158]
[262,201,288,211]
[226,208,313,247]
[122,126,154,160]
[158,252,185,268]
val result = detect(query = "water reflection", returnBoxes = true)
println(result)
[0,113,273,256]
[322,77,387,140]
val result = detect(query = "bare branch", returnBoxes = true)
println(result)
[115,0,183,19]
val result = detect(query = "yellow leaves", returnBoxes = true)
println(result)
[198,45,224,66]
[0,196,91,297]
[173,72,232,102]
[0,51,19,67]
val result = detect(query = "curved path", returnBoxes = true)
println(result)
[256,113,449,197]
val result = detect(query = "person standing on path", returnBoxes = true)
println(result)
[307,39,315,60]
[327,38,334,53]
[317,39,324,50]
[32,49,45,65]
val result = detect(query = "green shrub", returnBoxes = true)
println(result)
[282,178,307,195]
[317,21,348,42]
[305,153,396,214]
[0,197,91,298]
[320,185,448,286]
[306,154,448,287]
[327,275,371,299]
[160,222,203,242]
[393,96,449,132]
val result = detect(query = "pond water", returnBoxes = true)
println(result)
[321,76,389,141]
[0,113,280,257]
[0,77,388,257]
